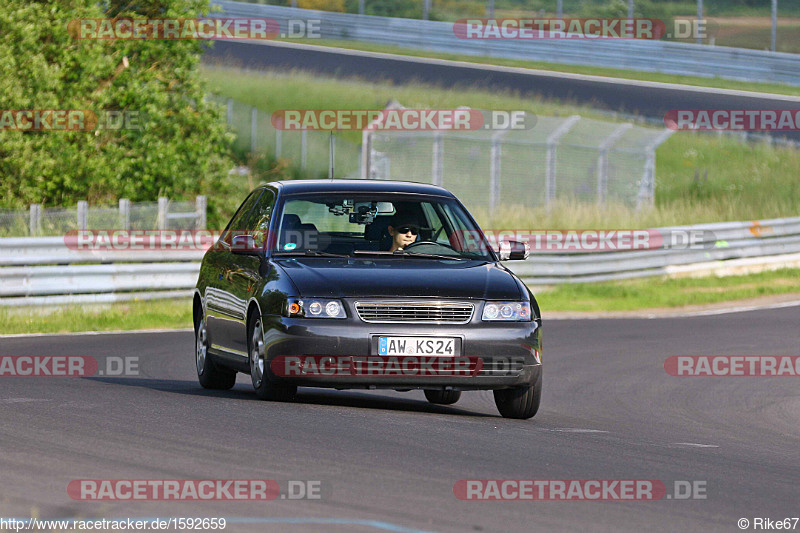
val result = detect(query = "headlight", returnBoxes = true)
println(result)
[286,298,347,319]
[482,301,531,321]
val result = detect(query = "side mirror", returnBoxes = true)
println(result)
[498,240,529,261]
[231,234,259,255]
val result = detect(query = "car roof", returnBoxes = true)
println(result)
[267,179,455,197]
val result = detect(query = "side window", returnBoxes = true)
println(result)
[249,189,276,249]
[221,190,262,246]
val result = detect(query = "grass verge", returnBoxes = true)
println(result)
[536,268,800,312]
[267,38,800,97]
[1,270,798,334]
[0,299,193,336]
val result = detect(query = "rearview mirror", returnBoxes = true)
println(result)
[498,240,529,261]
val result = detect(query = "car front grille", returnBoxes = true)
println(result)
[355,301,474,324]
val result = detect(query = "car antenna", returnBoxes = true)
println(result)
[328,131,334,181]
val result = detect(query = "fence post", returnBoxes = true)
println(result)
[301,130,307,170]
[226,98,233,125]
[596,123,632,205]
[276,128,282,159]
[489,130,508,210]
[196,196,207,230]
[329,133,335,179]
[29,204,41,237]
[158,197,168,231]
[361,129,372,179]
[545,115,581,208]
[119,198,130,231]
[77,200,88,230]
[432,132,443,187]
[250,107,258,153]
[636,129,675,209]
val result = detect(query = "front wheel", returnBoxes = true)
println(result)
[494,379,541,419]
[195,313,236,390]
[249,312,297,402]
[424,390,461,405]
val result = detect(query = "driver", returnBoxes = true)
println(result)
[387,212,420,252]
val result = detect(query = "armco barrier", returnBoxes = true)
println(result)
[214,1,800,86]
[0,216,798,305]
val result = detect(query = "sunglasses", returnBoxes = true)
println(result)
[396,226,419,235]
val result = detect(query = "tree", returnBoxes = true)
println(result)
[0,0,234,225]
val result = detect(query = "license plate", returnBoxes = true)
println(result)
[378,336,456,356]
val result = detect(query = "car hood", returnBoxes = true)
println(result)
[274,257,523,300]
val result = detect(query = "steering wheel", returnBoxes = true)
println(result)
[403,240,457,252]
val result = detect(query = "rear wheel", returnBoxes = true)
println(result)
[195,312,236,390]
[249,312,297,402]
[424,389,461,405]
[494,376,541,419]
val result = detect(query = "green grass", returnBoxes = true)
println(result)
[202,66,800,229]
[2,270,798,334]
[257,37,800,97]
[0,299,192,336]
[537,268,800,312]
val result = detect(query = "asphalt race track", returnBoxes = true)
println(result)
[204,40,800,141]
[1,305,798,532]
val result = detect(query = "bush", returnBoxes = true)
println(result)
[0,0,236,226]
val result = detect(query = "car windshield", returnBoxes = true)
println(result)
[272,193,495,260]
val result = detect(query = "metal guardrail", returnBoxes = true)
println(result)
[214,1,800,86]
[1,216,799,305]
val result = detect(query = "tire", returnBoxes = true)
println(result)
[195,311,236,390]
[248,311,297,402]
[493,375,541,419]
[424,389,461,405]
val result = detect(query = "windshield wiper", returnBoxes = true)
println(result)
[352,250,470,261]
[273,251,351,258]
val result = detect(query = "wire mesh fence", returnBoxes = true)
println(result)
[209,95,362,179]
[366,113,674,209]
[0,198,206,237]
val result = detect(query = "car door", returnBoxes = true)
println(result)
[224,187,277,356]
[205,190,263,356]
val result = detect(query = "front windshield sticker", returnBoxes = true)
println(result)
[284,242,297,251]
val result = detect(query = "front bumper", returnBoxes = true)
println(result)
[260,306,542,390]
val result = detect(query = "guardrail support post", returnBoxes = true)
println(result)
[119,199,130,231]
[196,196,207,230]
[77,200,88,230]
[29,204,41,237]
[158,197,168,231]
